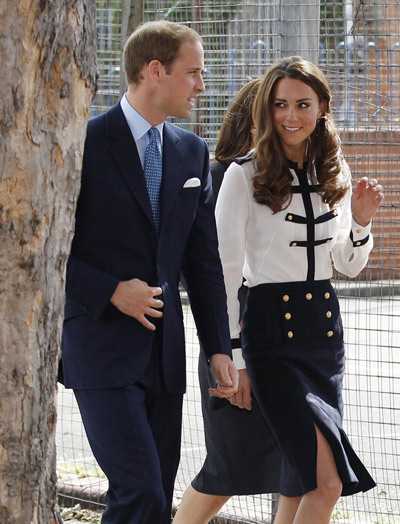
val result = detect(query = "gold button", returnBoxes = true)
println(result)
[292,242,297,247]
[326,311,332,318]
[356,229,362,234]
[288,331,293,338]
[288,215,293,221]
[285,312,291,320]
[305,293,312,300]
[326,239,331,243]
[327,330,333,337]
[283,294,290,302]
[356,241,361,246]
[332,210,338,216]
[324,292,330,299]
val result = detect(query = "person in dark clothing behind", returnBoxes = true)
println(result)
[174,79,281,524]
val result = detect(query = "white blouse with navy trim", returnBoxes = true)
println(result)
[215,158,373,370]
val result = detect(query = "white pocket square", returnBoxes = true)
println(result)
[183,177,201,188]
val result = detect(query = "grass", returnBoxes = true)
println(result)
[60,504,102,523]
[57,463,106,479]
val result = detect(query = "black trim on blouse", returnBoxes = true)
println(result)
[235,152,253,166]
[350,230,370,247]
[288,162,337,282]
[231,338,242,349]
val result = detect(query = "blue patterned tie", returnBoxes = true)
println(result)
[143,126,162,234]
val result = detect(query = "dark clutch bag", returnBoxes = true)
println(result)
[208,394,229,411]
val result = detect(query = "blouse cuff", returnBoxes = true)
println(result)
[232,348,247,370]
[351,218,371,247]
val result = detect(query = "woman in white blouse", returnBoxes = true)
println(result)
[214,57,383,524]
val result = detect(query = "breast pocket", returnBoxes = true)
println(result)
[176,185,202,222]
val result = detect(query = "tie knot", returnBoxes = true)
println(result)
[148,126,159,142]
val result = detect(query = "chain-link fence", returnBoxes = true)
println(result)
[57,1,400,522]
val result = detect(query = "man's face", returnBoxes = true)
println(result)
[159,40,205,119]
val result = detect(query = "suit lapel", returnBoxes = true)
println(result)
[160,122,184,233]
[106,104,154,227]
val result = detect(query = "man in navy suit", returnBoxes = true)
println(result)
[60,20,238,524]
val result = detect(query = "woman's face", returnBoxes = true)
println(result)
[272,77,323,164]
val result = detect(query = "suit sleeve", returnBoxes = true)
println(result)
[65,255,120,321]
[64,120,121,321]
[181,142,232,361]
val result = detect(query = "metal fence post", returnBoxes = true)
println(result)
[271,492,279,522]
[119,0,144,96]
[280,0,320,64]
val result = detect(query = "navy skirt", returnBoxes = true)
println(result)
[242,279,376,497]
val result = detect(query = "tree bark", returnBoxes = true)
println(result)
[0,1,96,522]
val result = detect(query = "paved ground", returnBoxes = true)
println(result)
[56,288,400,523]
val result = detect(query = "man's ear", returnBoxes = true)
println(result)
[148,59,163,81]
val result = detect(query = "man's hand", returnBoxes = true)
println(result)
[208,354,239,399]
[229,369,252,410]
[110,278,163,330]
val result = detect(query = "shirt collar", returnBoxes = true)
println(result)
[120,93,164,144]
[288,159,308,172]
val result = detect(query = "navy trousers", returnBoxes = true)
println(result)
[74,329,183,524]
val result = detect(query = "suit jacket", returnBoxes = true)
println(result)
[60,102,232,395]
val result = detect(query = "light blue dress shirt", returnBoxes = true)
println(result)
[120,94,164,168]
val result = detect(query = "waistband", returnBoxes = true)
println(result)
[248,279,333,297]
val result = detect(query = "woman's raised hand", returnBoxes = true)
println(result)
[351,177,384,227]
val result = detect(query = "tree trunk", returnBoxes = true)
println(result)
[0,1,96,522]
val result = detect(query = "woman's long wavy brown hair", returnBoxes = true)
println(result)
[252,56,349,213]
[214,78,262,165]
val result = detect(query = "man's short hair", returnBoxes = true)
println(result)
[123,20,202,86]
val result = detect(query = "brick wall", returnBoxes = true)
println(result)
[341,129,400,280]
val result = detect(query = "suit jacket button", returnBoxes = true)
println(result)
[326,311,332,318]
[305,293,312,300]
[324,292,330,299]
[285,312,291,320]
[327,330,334,337]
[283,294,290,302]
[287,331,293,338]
